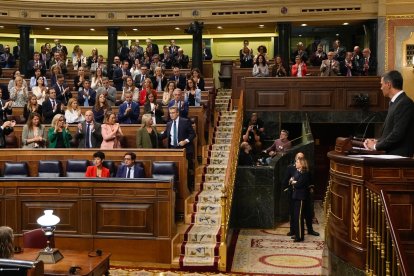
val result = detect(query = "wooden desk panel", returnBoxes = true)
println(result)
[15,248,110,276]
[0,149,189,214]
[3,179,175,263]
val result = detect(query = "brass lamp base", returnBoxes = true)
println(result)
[36,248,64,264]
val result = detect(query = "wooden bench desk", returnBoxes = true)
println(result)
[15,248,111,276]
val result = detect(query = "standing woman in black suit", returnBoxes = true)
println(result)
[289,156,310,242]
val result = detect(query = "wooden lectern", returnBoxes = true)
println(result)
[327,138,414,273]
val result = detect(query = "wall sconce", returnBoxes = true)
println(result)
[36,210,63,264]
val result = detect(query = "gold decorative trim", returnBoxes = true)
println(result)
[351,185,362,244]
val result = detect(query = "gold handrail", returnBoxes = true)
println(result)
[218,90,244,271]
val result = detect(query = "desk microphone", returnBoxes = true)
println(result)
[353,112,378,141]
[361,113,378,142]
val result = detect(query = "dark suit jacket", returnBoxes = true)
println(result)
[53,83,71,106]
[168,99,189,118]
[0,126,13,148]
[376,92,414,157]
[203,48,212,60]
[151,76,168,91]
[42,99,64,124]
[118,101,140,124]
[173,55,189,69]
[115,164,145,178]
[168,75,186,90]
[0,99,12,123]
[291,170,310,200]
[13,45,20,59]
[77,89,96,107]
[85,166,110,178]
[134,73,150,90]
[113,68,131,91]
[51,45,68,56]
[75,121,102,148]
[27,60,46,77]
[161,117,195,154]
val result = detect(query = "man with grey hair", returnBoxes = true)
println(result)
[96,77,117,107]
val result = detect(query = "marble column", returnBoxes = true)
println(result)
[107,27,119,69]
[275,23,291,74]
[19,25,31,76]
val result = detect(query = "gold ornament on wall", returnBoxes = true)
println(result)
[353,188,361,236]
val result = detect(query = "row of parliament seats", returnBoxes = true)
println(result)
[1,160,177,181]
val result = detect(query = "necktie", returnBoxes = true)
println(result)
[127,167,131,178]
[173,120,178,147]
[85,123,90,148]
[84,90,89,106]
[52,100,56,109]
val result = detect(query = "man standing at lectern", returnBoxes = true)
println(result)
[364,70,414,157]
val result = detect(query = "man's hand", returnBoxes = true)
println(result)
[178,140,187,147]
[363,138,377,150]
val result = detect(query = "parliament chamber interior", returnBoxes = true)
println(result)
[0,0,414,275]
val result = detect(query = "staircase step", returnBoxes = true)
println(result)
[184,224,221,243]
[205,165,227,174]
[181,242,219,257]
[180,255,219,267]
[201,182,225,191]
[194,203,222,215]
[203,173,226,183]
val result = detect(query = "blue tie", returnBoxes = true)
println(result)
[127,167,131,178]
[173,120,178,147]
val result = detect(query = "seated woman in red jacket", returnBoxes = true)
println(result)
[85,151,110,178]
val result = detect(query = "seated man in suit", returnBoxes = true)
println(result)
[115,152,145,178]
[169,67,186,90]
[76,110,102,148]
[27,52,46,77]
[77,80,96,107]
[42,89,64,124]
[118,92,139,124]
[168,89,188,118]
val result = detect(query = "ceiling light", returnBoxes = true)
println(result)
[132,28,138,31]
[301,23,307,27]
[343,22,349,25]
[258,24,264,28]
[90,28,95,31]
[174,27,180,30]
[0,26,4,29]
[299,34,302,37]
[336,33,340,36]
[217,26,223,29]
[45,27,50,30]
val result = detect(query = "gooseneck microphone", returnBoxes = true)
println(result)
[361,113,378,142]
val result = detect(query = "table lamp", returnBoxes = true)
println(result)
[36,210,63,263]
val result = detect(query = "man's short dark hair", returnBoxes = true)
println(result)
[383,70,403,90]
[124,152,136,161]
[93,151,105,160]
[281,129,289,136]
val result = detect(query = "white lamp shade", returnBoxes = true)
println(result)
[37,210,60,227]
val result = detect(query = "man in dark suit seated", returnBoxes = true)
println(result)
[117,92,139,124]
[364,70,414,157]
[0,45,16,68]
[168,89,188,118]
[115,152,145,178]
[169,67,186,90]
[42,89,64,124]
[161,106,196,190]
[76,110,102,148]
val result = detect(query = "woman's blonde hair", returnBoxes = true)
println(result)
[141,114,152,126]
[66,98,79,112]
[0,226,14,258]
[51,114,64,128]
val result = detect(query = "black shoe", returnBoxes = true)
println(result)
[287,231,294,236]
[293,238,304,242]
[308,230,320,236]
[291,236,295,239]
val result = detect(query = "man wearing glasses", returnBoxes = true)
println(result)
[115,152,145,178]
